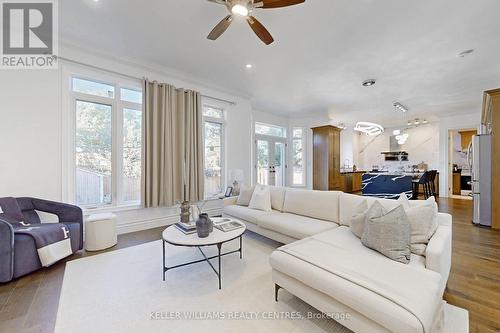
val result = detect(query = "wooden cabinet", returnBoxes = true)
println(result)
[486,88,500,230]
[312,126,341,191]
[352,173,363,192]
[340,173,353,193]
[459,130,477,151]
[452,172,461,195]
[340,172,364,193]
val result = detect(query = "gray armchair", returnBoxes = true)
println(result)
[0,197,83,283]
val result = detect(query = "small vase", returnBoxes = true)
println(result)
[196,214,211,238]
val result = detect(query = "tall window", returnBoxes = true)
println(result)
[203,105,224,198]
[72,77,142,208]
[292,127,305,186]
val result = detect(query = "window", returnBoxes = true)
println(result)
[71,77,142,208]
[292,128,305,186]
[255,122,286,138]
[203,104,224,198]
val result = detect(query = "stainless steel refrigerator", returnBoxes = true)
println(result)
[468,134,492,226]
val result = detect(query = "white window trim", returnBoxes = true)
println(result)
[61,63,143,211]
[253,122,288,187]
[202,103,226,199]
[290,127,306,187]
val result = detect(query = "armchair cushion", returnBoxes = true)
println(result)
[0,197,25,222]
[0,220,14,282]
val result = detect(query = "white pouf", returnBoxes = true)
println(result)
[85,213,117,251]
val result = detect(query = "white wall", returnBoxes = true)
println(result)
[0,70,62,200]
[0,44,254,234]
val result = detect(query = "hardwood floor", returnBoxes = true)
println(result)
[0,198,498,333]
[438,198,500,333]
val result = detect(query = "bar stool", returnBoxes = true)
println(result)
[412,171,432,199]
[428,170,438,197]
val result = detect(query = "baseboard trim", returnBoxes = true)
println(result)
[116,207,222,235]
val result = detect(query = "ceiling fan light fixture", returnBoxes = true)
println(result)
[231,4,249,16]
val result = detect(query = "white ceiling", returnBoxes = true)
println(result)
[61,0,500,126]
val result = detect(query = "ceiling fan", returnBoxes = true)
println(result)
[206,0,305,45]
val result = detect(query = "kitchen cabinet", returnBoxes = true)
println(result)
[452,172,461,195]
[340,172,364,193]
[459,130,477,151]
[312,126,342,191]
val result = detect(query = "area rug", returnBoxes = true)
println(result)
[55,232,468,333]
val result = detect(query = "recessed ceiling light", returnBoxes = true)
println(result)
[457,49,474,58]
[232,4,249,17]
[362,79,376,87]
[245,64,253,69]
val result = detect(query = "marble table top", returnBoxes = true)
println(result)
[162,221,246,246]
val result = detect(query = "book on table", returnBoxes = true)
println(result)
[215,221,244,232]
[175,222,196,234]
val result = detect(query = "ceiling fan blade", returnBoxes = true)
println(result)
[246,16,274,45]
[207,15,233,40]
[255,0,305,9]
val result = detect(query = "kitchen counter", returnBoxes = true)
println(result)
[362,173,413,199]
[340,171,367,174]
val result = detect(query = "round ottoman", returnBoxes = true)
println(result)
[85,213,117,251]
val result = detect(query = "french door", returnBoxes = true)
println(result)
[255,137,286,186]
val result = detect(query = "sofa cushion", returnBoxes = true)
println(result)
[236,185,254,206]
[257,213,338,240]
[312,227,425,269]
[268,186,286,212]
[222,205,275,224]
[283,189,341,223]
[361,205,411,264]
[249,185,272,212]
[339,192,407,226]
[270,233,442,333]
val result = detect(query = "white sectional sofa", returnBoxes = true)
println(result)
[223,187,452,333]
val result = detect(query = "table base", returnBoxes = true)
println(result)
[162,235,243,289]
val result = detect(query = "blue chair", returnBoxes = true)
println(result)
[0,197,83,283]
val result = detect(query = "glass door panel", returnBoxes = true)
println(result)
[256,140,269,185]
[274,142,286,187]
[255,138,286,186]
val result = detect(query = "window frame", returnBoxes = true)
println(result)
[291,127,306,187]
[63,66,143,211]
[202,103,226,199]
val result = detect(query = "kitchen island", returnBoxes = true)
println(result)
[362,173,414,199]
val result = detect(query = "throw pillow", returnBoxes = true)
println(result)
[236,185,255,206]
[361,205,411,264]
[397,193,411,208]
[350,201,387,238]
[248,185,272,212]
[405,197,438,256]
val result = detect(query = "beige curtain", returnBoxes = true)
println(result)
[142,80,204,208]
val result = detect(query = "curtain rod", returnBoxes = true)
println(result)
[59,56,237,106]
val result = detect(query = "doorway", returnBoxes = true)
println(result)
[255,138,286,186]
[448,128,477,199]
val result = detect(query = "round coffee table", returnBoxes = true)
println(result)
[162,221,246,289]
